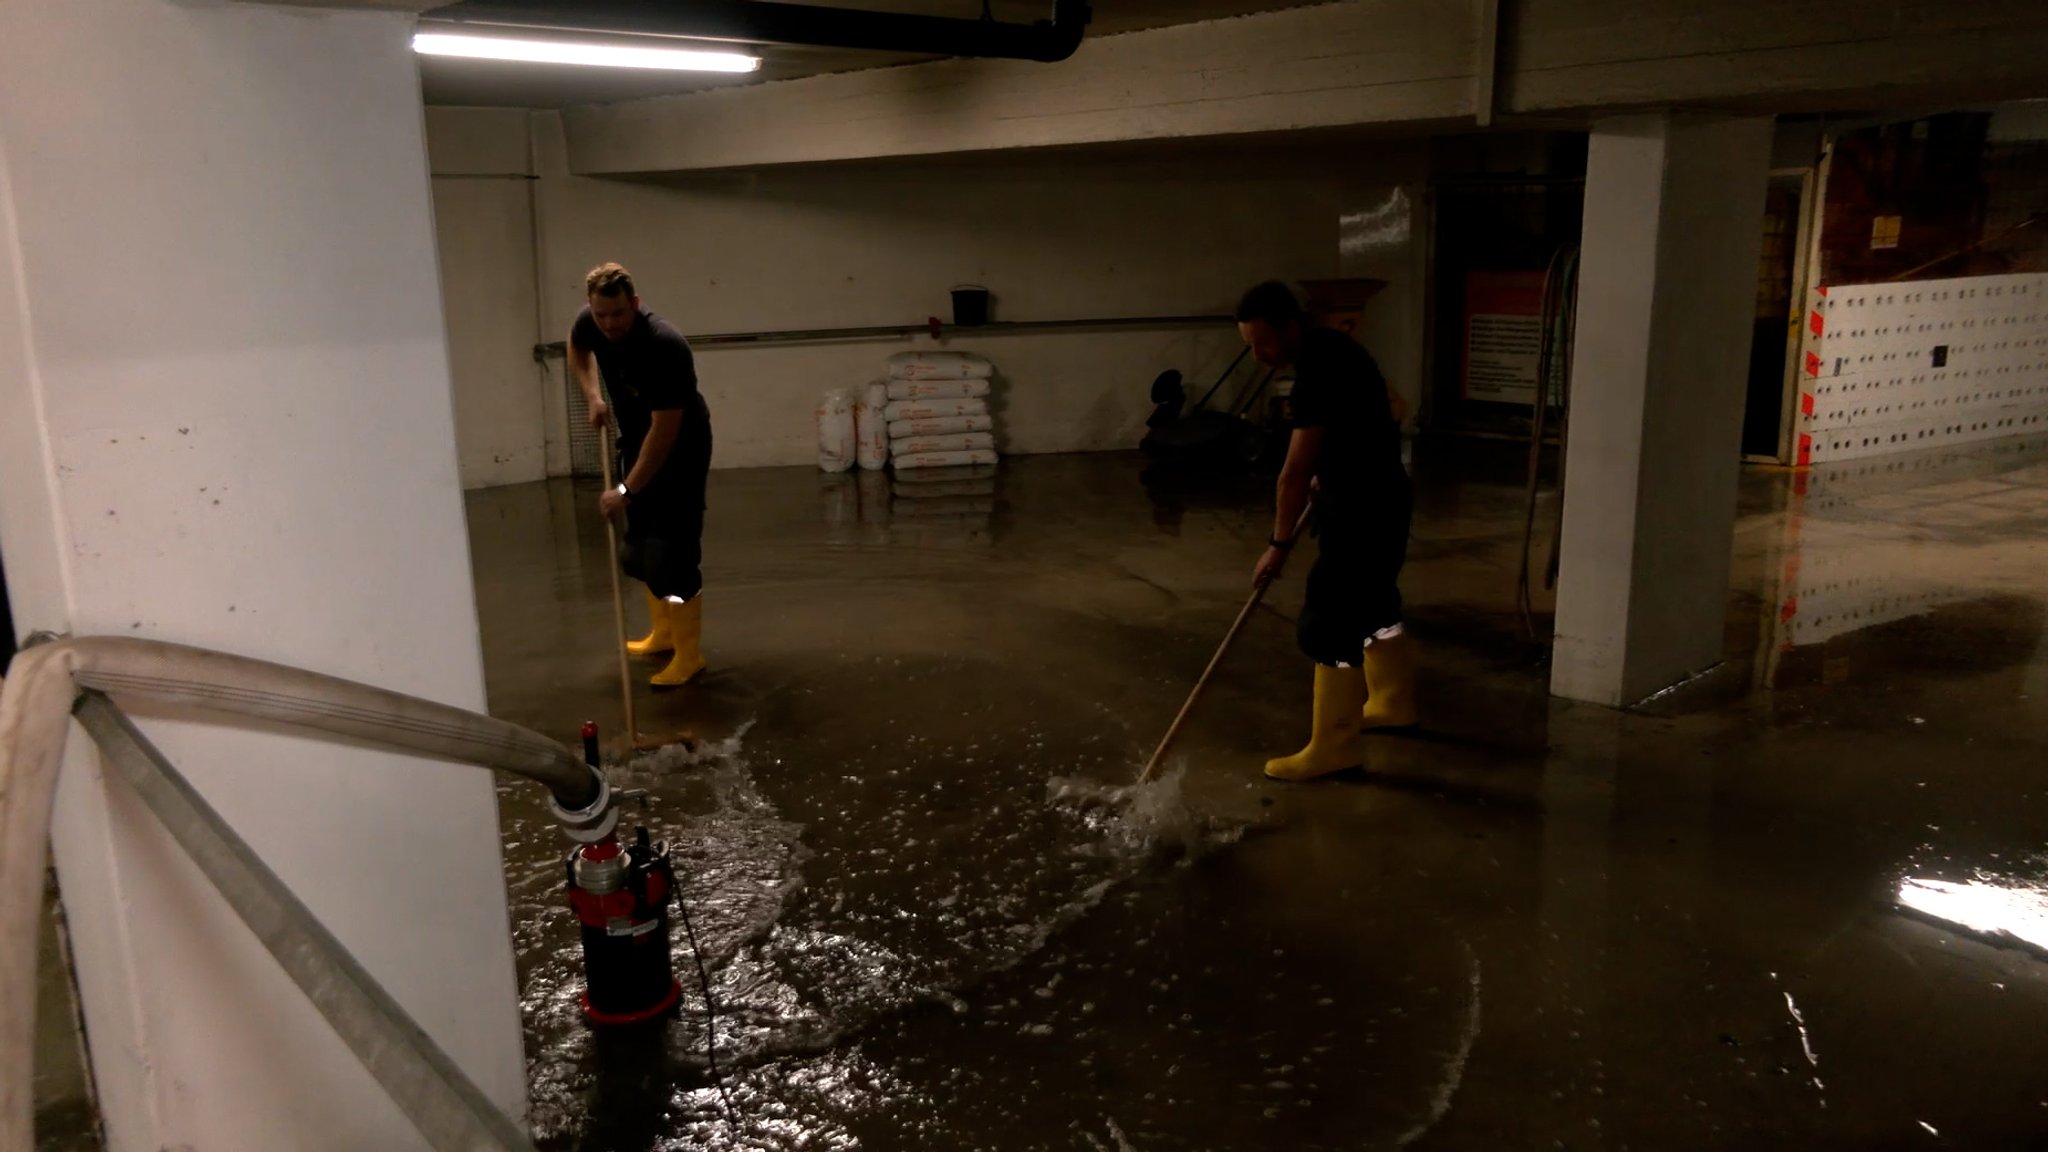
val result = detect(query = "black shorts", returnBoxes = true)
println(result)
[620,498,705,602]
[1295,486,1411,666]
[618,423,712,601]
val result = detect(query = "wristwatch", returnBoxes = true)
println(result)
[614,482,632,503]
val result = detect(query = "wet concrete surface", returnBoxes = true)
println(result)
[406,442,2048,1147]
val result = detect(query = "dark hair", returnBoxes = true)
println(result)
[1234,280,1306,326]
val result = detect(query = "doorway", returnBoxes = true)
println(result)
[1,543,15,668]
[1741,169,1817,461]
[1427,176,1586,436]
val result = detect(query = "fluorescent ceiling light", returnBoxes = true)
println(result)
[413,32,761,74]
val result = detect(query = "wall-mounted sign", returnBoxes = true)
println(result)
[1462,270,1546,405]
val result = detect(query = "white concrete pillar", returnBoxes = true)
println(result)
[0,3,527,1149]
[1551,114,1773,706]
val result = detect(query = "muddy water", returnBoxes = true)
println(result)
[468,447,2048,1151]
[499,683,1460,1152]
[503,735,1478,1150]
[507,715,1311,1149]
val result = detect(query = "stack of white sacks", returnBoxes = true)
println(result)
[870,350,999,471]
[820,388,860,473]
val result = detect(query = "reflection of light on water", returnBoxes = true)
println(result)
[1782,992,1823,1092]
[1896,876,2048,955]
[1394,941,1482,1146]
[512,730,1245,1148]
[1768,972,1825,1108]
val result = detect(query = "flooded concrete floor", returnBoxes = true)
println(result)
[461,440,2048,1150]
[30,437,2048,1150]
[26,434,2048,1151]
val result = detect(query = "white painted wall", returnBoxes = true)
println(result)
[0,4,526,1148]
[424,105,535,176]
[434,177,548,487]
[1990,100,2048,142]
[426,108,1428,473]
[426,108,550,489]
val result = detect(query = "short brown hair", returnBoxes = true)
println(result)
[585,262,635,299]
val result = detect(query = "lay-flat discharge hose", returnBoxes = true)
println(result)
[0,635,610,1152]
[56,636,602,809]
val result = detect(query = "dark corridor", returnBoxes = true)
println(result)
[1,544,15,669]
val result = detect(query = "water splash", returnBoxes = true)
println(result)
[609,721,757,788]
[1045,762,1243,862]
[515,728,1239,1148]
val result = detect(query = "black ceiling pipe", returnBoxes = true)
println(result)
[425,0,1094,63]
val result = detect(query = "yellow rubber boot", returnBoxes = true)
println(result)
[1360,630,1419,731]
[625,587,674,657]
[1264,664,1368,782]
[650,596,706,689]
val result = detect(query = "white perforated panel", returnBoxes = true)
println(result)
[1792,274,2048,466]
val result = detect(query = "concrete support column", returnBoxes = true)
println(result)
[0,3,526,1149]
[1551,114,1773,706]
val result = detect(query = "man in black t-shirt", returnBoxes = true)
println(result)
[1237,281,1417,780]
[569,263,715,688]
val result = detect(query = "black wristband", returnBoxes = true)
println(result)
[1270,537,1295,550]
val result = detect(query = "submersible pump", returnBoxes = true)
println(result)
[565,721,682,1025]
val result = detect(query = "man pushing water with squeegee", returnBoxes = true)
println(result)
[568,262,716,690]
[1235,280,1419,780]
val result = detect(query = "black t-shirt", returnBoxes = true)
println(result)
[1287,326,1404,508]
[570,306,703,461]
